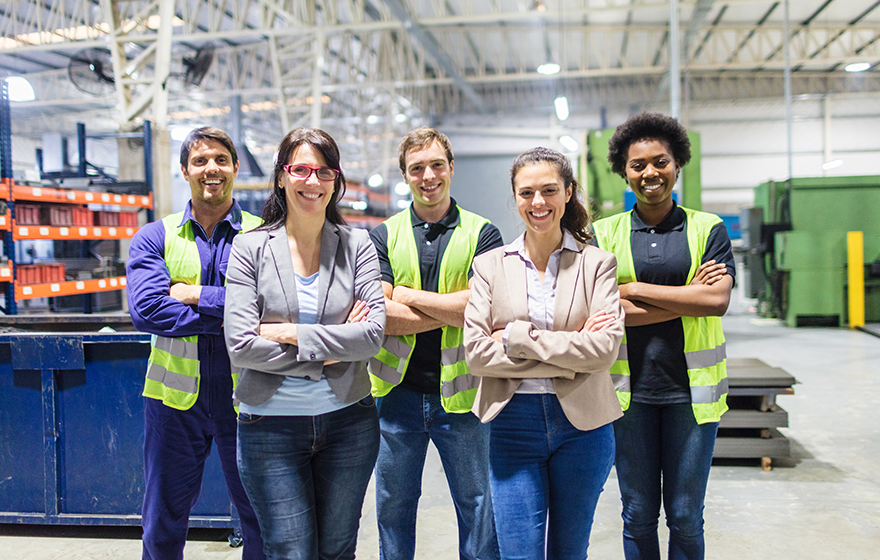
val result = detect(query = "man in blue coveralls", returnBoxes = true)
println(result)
[127,127,264,560]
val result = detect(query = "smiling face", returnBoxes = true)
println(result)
[181,138,239,207]
[514,162,572,242]
[283,143,336,222]
[625,138,680,215]
[402,140,454,214]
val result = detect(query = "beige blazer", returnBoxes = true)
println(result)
[463,239,624,431]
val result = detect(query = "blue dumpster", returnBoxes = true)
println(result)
[0,330,239,528]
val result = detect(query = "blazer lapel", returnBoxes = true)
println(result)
[316,221,339,323]
[502,252,530,321]
[267,224,298,321]
[553,247,582,330]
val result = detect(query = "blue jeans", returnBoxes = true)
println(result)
[489,394,615,560]
[613,402,719,560]
[375,386,498,560]
[236,397,379,560]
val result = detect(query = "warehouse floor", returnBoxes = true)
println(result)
[2,292,879,559]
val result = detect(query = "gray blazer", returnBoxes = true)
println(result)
[224,221,386,407]
[464,241,624,431]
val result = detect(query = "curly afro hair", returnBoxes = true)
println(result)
[607,112,691,178]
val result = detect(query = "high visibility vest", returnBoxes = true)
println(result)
[369,207,489,413]
[593,206,729,424]
[142,209,262,410]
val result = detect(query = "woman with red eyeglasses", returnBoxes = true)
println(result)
[224,128,386,560]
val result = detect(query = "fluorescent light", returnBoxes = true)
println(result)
[5,76,35,102]
[559,135,579,152]
[396,199,410,209]
[554,96,569,121]
[395,113,407,123]
[537,62,560,75]
[845,62,871,73]
[366,115,380,124]
[394,181,410,196]
[350,200,368,211]
[822,159,843,170]
[368,174,384,187]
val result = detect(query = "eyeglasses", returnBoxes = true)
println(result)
[283,164,340,182]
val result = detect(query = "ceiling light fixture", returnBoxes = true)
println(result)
[368,174,384,187]
[559,135,579,152]
[5,76,35,102]
[844,62,871,73]
[554,96,569,121]
[822,159,843,170]
[537,62,560,75]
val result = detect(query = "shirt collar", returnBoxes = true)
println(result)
[631,200,685,232]
[180,199,245,231]
[409,198,461,229]
[504,229,580,257]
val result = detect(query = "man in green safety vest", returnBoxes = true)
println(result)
[127,127,264,560]
[368,128,503,560]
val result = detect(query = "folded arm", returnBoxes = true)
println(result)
[127,224,222,337]
[463,258,577,380]
[504,253,624,372]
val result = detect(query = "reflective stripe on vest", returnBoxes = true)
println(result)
[142,209,262,410]
[368,207,489,413]
[593,206,729,424]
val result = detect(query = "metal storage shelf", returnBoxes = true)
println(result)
[15,276,127,300]
[12,223,140,241]
[11,184,153,208]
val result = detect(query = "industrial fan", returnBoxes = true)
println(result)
[181,42,215,88]
[68,47,116,96]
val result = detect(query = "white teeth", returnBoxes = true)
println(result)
[204,180,221,185]
[532,210,550,218]
[422,184,440,192]
[301,192,321,199]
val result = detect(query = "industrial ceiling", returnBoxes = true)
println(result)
[1,0,878,179]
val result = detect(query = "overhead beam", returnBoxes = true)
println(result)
[380,0,486,112]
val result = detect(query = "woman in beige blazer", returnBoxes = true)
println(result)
[464,147,624,560]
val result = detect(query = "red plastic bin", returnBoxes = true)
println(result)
[118,211,139,227]
[94,211,120,227]
[16,204,41,225]
[72,207,93,226]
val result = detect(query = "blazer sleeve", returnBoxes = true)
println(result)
[295,231,386,362]
[464,254,577,380]
[224,233,317,376]
[505,251,624,372]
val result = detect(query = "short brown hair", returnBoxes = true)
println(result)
[398,127,454,173]
[179,126,238,168]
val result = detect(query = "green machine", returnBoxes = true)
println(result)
[742,176,880,327]
[583,128,702,219]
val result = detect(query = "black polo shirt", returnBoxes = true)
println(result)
[369,200,503,394]
[624,202,736,404]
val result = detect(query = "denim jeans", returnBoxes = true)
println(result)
[613,401,719,560]
[375,386,498,560]
[489,393,615,560]
[236,396,379,560]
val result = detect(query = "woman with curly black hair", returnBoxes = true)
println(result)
[593,113,735,560]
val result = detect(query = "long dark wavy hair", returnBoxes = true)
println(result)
[510,147,592,243]
[259,128,347,230]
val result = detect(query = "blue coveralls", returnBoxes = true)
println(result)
[127,201,264,560]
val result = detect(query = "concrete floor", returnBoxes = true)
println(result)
[2,296,880,559]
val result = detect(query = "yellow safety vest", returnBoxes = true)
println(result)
[593,206,729,424]
[142,209,262,410]
[369,207,490,413]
